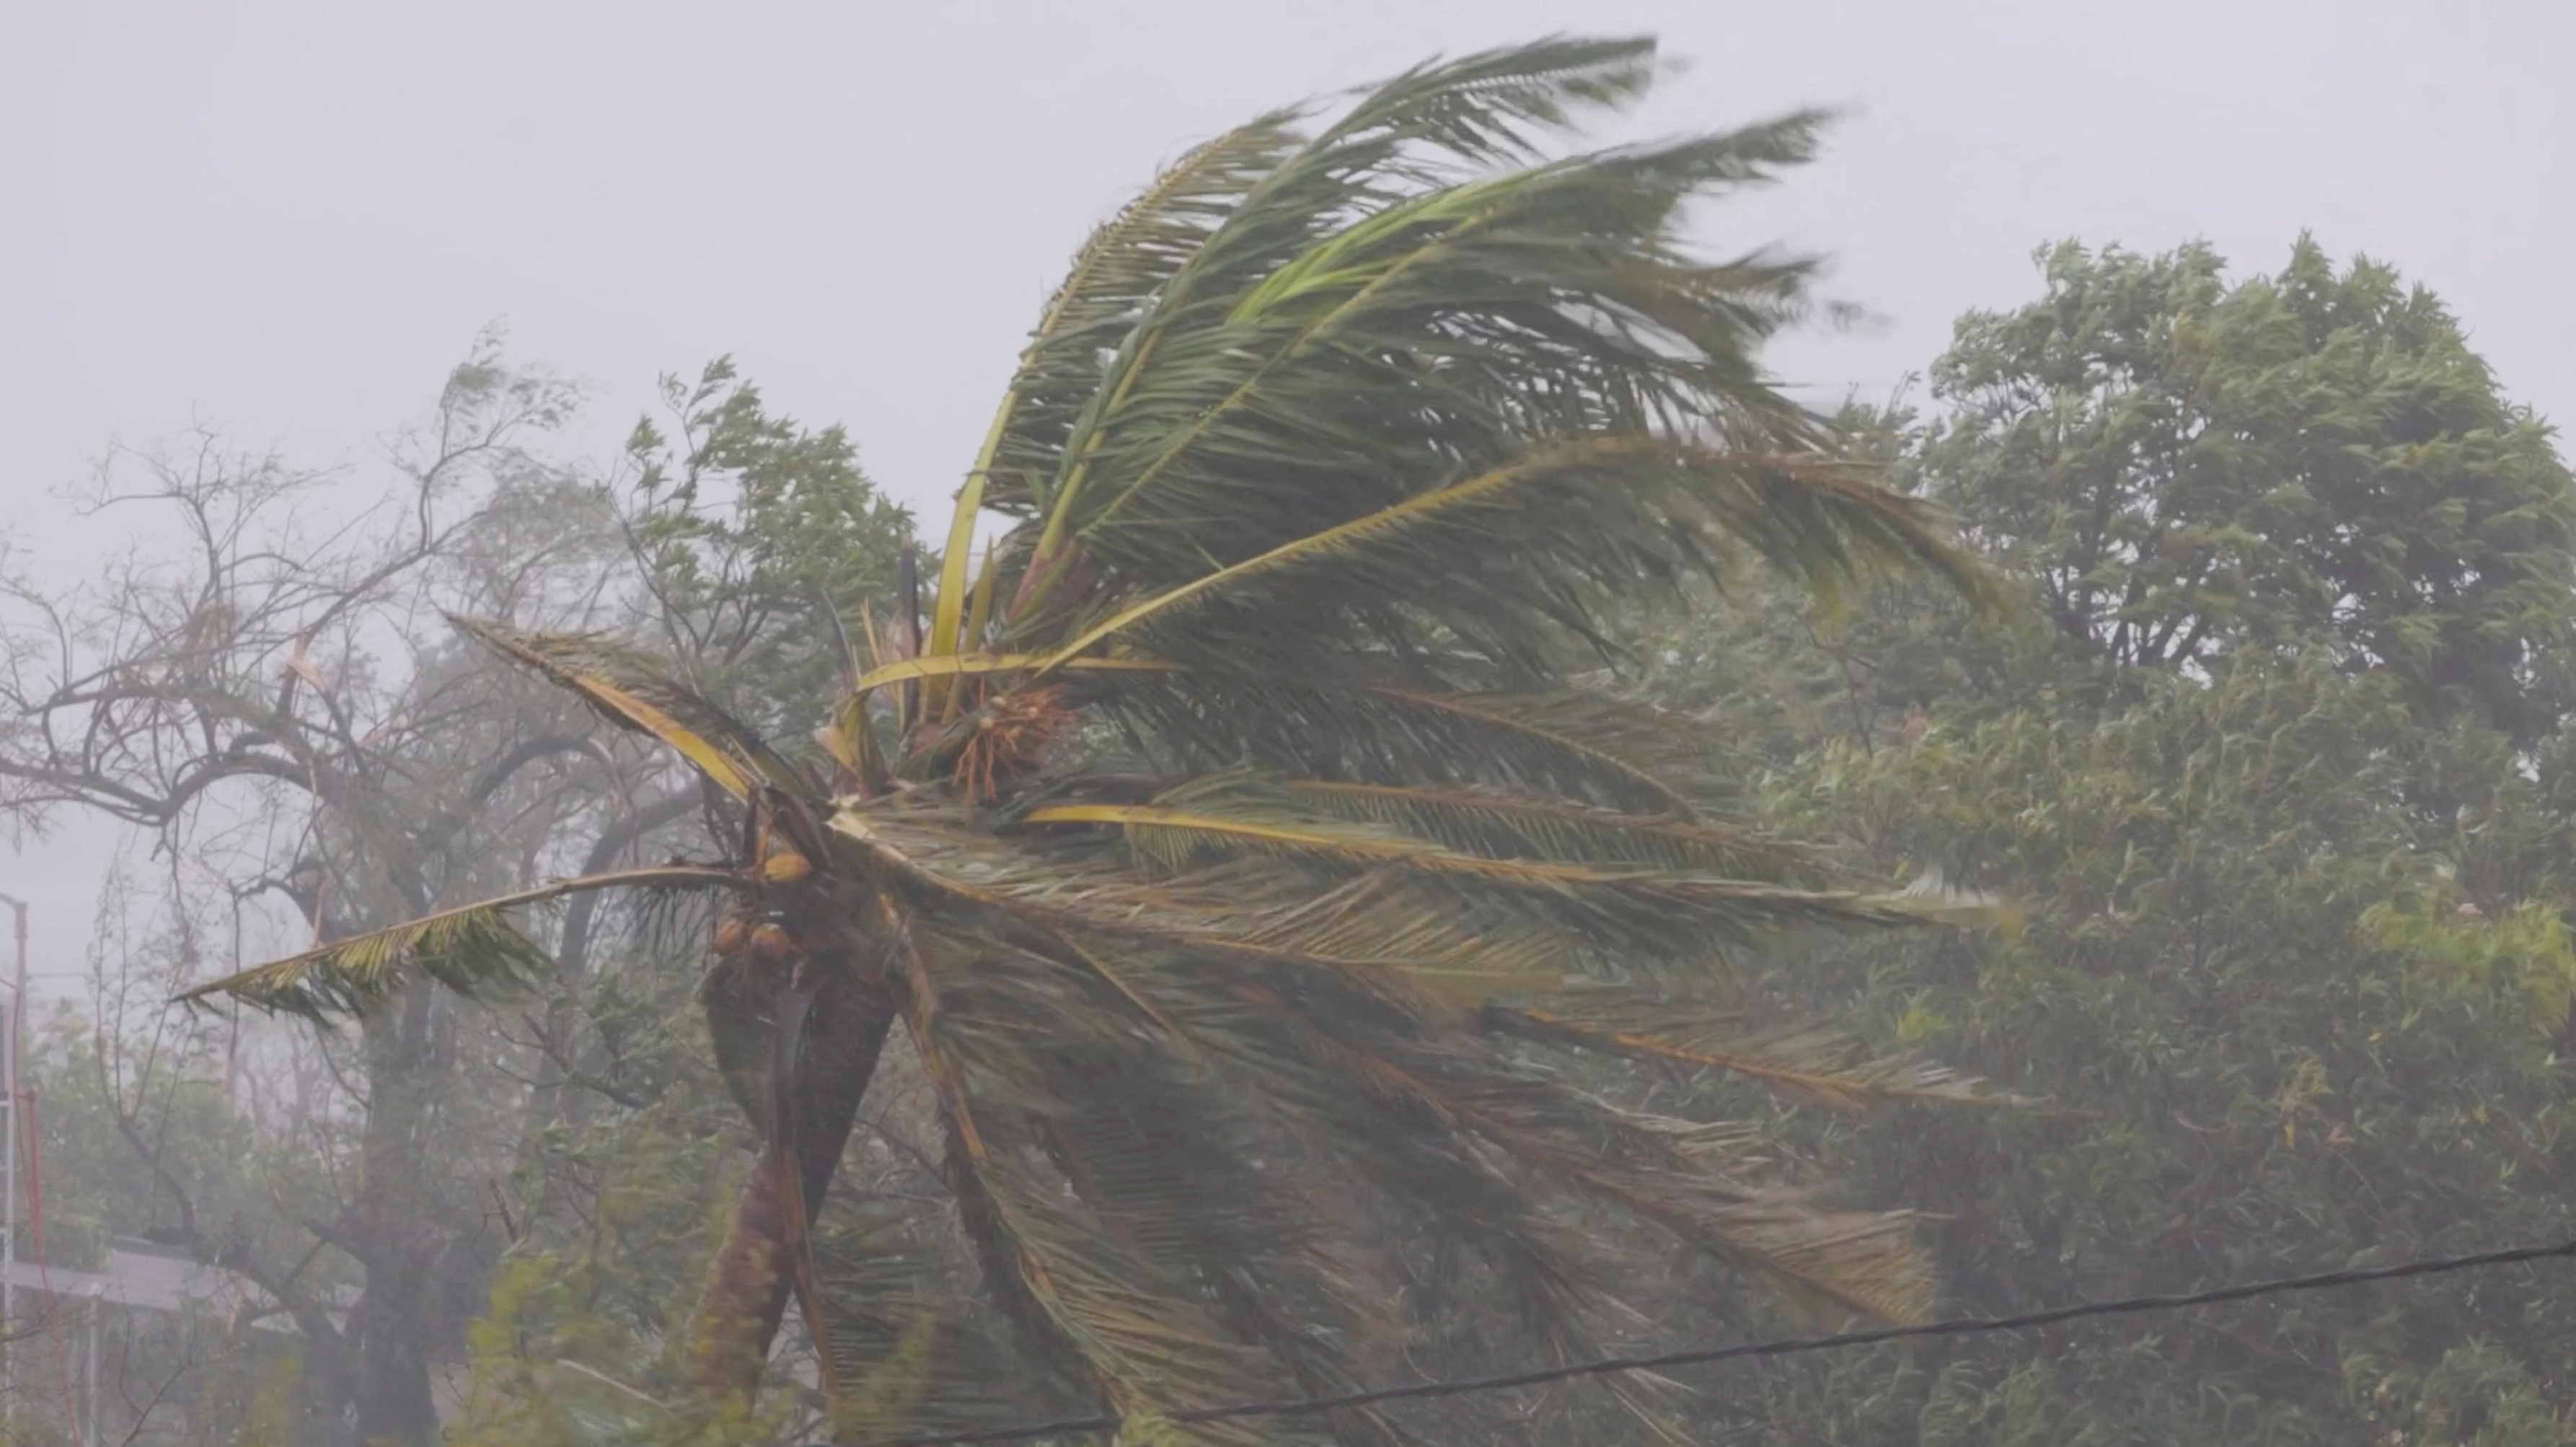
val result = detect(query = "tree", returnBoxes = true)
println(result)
[1921,237,2576,739]
[188,38,2006,1444]
[0,346,658,1443]
[1637,240,2576,1443]
[621,355,914,739]
[0,338,907,1445]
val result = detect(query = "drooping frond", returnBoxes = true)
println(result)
[895,936,1300,1445]
[1483,988,2036,1113]
[1195,967,1936,1324]
[1279,780,1809,876]
[1142,966,1618,1332]
[1327,1032,1931,1322]
[177,866,741,1019]
[452,617,806,799]
[811,1196,1035,1446]
[1098,675,1729,816]
[1702,1197,1935,1324]
[1023,774,1922,961]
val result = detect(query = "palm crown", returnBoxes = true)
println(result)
[190,36,2001,1443]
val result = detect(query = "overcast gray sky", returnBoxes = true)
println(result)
[2,0,2570,976]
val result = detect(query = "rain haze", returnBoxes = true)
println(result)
[4,5,2576,1431]
[3,3,2567,971]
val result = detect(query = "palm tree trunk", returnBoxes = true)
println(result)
[685,960,898,1407]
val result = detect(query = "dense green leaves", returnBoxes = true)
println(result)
[1923,237,2576,739]
[625,356,917,735]
[1641,239,2576,1444]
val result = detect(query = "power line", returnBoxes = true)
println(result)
[842,1235,2576,1447]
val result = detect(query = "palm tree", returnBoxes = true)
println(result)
[188,36,2001,1443]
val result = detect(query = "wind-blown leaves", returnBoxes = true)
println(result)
[178,866,741,1019]
[1280,779,1808,876]
[191,35,2007,1443]
[1482,988,2037,1114]
[453,617,804,799]
[1038,441,1968,682]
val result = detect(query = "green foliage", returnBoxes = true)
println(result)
[1634,238,2576,1442]
[16,1008,311,1273]
[1923,237,2576,739]
[625,356,917,734]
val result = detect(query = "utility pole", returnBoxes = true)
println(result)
[0,892,22,1439]
[82,1282,99,1447]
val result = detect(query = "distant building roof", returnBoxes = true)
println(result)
[1,1246,348,1334]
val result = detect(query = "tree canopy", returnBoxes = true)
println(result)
[1921,237,2576,738]
[1637,238,2576,1445]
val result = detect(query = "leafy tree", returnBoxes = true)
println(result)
[1642,240,2576,1443]
[1923,237,2576,739]
[622,356,915,734]
[188,38,2005,1444]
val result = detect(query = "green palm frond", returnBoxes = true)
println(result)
[1023,783,1918,961]
[1703,1198,1934,1324]
[1038,441,1966,682]
[1204,979,1928,1328]
[178,866,741,1019]
[928,131,1248,692]
[1483,988,2036,1113]
[1360,1043,1931,1321]
[856,653,1178,693]
[1099,676,1728,815]
[994,69,1978,661]
[1025,38,1667,563]
[453,617,808,800]
[899,944,1292,1444]
[1281,780,1809,876]
[811,1197,1033,1445]
[842,802,1582,1000]
[946,111,1305,540]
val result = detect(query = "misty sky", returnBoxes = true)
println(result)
[1,0,2569,982]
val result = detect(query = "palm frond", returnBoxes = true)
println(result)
[896,940,1293,1444]
[1036,441,1930,677]
[855,653,1177,694]
[1098,675,1727,815]
[839,801,1582,1002]
[1483,993,2037,1112]
[1020,793,1917,962]
[1703,1198,1935,1324]
[975,113,1310,529]
[1380,1050,1933,1323]
[811,1196,1036,1445]
[1281,779,1810,876]
[932,115,1308,685]
[1023,38,1666,567]
[451,617,805,800]
[177,866,741,1019]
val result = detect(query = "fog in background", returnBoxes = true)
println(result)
[3,0,2569,984]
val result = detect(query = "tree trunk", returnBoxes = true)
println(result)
[340,988,498,1446]
[685,959,898,1407]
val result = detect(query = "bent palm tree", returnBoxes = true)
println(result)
[187,36,2003,1442]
